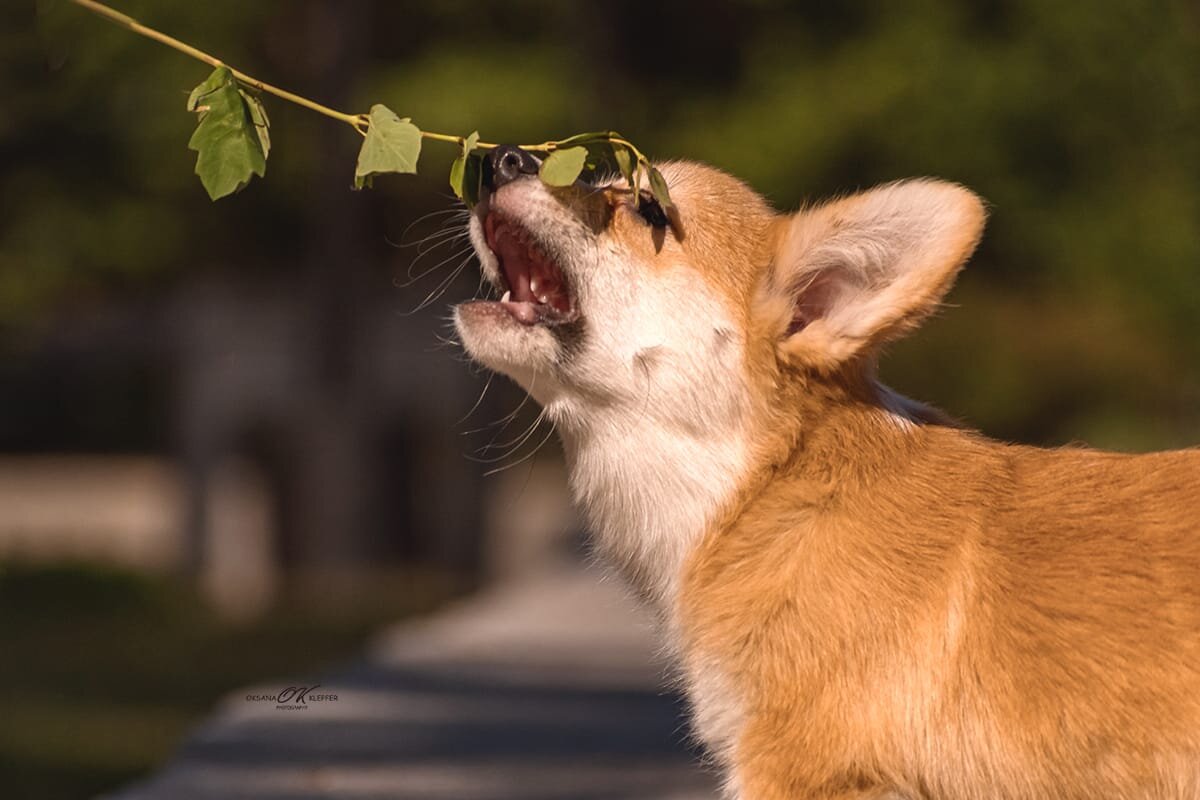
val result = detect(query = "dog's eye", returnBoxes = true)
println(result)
[636,191,669,228]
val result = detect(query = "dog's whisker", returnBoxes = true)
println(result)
[396,246,474,291]
[481,417,556,476]
[456,371,496,427]
[393,208,471,248]
[404,251,476,313]
[469,400,548,464]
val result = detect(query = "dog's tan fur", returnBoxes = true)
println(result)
[456,161,1200,799]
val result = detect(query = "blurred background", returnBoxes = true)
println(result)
[3,0,1198,796]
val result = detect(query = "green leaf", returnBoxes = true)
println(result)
[354,104,422,189]
[462,153,483,209]
[186,66,230,112]
[613,146,635,188]
[583,141,619,173]
[449,131,480,200]
[538,146,588,187]
[448,157,465,199]
[648,165,675,210]
[238,88,271,161]
[186,66,266,200]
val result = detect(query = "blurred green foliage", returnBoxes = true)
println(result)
[3,0,1198,449]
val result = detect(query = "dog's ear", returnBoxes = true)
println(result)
[761,180,985,371]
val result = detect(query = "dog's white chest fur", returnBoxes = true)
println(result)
[551,399,756,787]
[556,405,751,611]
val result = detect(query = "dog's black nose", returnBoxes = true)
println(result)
[484,144,539,191]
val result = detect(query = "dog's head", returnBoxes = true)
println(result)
[454,148,985,432]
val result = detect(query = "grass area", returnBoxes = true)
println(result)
[0,560,466,800]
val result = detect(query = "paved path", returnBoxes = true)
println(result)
[110,563,718,799]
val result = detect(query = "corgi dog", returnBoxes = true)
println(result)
[453,145,1200,799]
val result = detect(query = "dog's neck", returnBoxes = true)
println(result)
[548,379,931,614]
[551,401,753,615]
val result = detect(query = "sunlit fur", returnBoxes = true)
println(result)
[455,162,1200,799]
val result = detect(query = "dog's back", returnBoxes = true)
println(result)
[682,414,1200,799]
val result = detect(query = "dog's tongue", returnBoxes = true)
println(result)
[492,226,535,303]
[502,300,539,324]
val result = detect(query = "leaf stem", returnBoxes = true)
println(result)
[419,131,562,153]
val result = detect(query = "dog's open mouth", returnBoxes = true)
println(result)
[482,213,577,327]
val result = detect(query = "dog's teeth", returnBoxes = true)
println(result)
[539,294,549,304]
[501,290,511,302]
[530,278,540,294]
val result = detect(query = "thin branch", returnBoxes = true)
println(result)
[69,0,369,133]
[67,0,657,180]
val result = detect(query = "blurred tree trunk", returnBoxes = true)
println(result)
[287,0,373,568]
